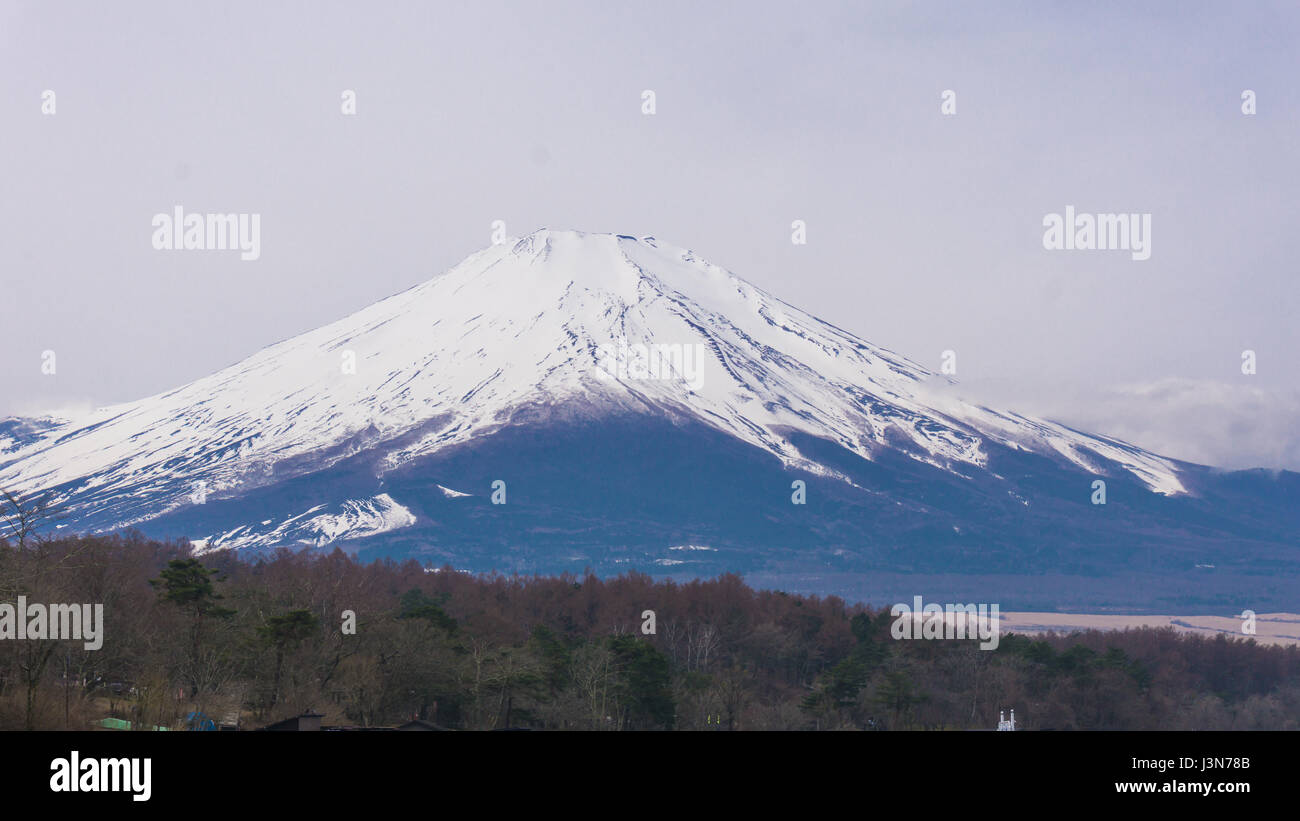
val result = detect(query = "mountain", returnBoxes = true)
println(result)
[2,230,1297,610]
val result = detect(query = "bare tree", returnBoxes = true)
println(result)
[0,487,55,550]
[569,641,616,730]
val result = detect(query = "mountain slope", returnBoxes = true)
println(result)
[2,230,1295,609]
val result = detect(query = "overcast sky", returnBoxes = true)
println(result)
[2,0,1297,470]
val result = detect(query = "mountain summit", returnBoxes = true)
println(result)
[2,230,1296,609]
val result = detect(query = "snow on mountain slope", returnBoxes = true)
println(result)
[190,493,416,552]
[0,229,1185,547]
[0,415,73,457]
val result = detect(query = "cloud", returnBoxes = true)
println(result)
[951,377,1300,472]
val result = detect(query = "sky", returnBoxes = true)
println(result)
[1,0,1298,470]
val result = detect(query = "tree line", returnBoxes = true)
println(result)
[1,530,1297,730]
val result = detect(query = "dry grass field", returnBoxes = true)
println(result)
[997,612,1300,646]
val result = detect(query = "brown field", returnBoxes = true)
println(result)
[997,612,1300,646]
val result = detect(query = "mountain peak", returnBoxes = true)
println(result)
[505,229,666,276]
[513,228,656,245]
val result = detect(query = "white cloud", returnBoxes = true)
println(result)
[952,377,1300,472]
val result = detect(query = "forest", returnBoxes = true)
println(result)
[1,530,1298,731]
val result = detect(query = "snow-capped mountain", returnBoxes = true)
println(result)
[2,230,1296,609]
